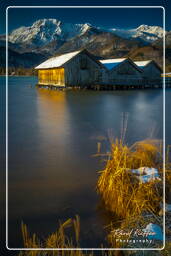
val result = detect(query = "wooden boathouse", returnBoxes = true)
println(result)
[35,49,104,88]
[134,60,162,87]
[99,58,143,88]
[35,49,162,89]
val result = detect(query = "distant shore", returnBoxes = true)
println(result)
[0,75,37,77]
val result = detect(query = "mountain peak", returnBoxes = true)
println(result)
[32,18,61,27]
[8,18,93,47]
[108,24,165,43]
[135,24,165,41]
[137,24,150,30]
[136,24,164,33]
[5,19,167,54]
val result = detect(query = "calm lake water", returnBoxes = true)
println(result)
[1,76,171,250]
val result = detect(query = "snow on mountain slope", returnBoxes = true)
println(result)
[8,19,92,47]
[7,19,166,48]
[2,19,168,69]
[109,24,166,43]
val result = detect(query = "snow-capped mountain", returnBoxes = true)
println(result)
[7,19,166,48]
[1,18,169,69]
[8,19,93,47]
[108,24,165,43]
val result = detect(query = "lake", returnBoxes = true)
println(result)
[1,76,170,249]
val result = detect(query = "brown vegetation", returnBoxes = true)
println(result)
[19,216,123,256]
[97,139,163,219]
[18,139,171,254]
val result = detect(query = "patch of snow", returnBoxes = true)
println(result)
[8,19,92,47]
[108,24,166,43]
[8,19,166,49]
[35,50,81,69]
[99,58,126,70]
[136,25,164,38]
[143,223,163,241]
[134,60,152,67]
[131,167,161,183]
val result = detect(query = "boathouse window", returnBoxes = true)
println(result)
[80,58,88,70]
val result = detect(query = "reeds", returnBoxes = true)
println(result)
[19,216,94,256]
[97,139,163,219]
[18,137,171,254]
[19,216,124,256]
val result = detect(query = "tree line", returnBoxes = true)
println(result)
[0,67,38,76]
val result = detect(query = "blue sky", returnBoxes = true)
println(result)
[7,7,164,33]
[0,0,170,34]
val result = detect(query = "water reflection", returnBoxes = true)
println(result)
[7,78,164,248]
[8,86,104,247]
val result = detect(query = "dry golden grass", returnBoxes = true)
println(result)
[19,216,125,256]
[97,139,171,250]
[97,139,163,219]
[21,216,80,248]
[18,138,171,254]
[19,216,94,256]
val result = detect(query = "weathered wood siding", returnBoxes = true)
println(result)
[139,63,162,87]
[36,52,162,88]
[142,63,161,79]
[64,52,103,87]
[106,60,142,86]
[38,68,65,86]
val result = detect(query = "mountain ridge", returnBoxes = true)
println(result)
[0,18,169,71]
[5,19,166,48]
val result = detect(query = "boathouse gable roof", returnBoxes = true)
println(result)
[134,60,152,67]
[35,50,81,69]
[35,49,104,70]
[99,58,126,70]
[134,60,162,72]
[100,58,143,73]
